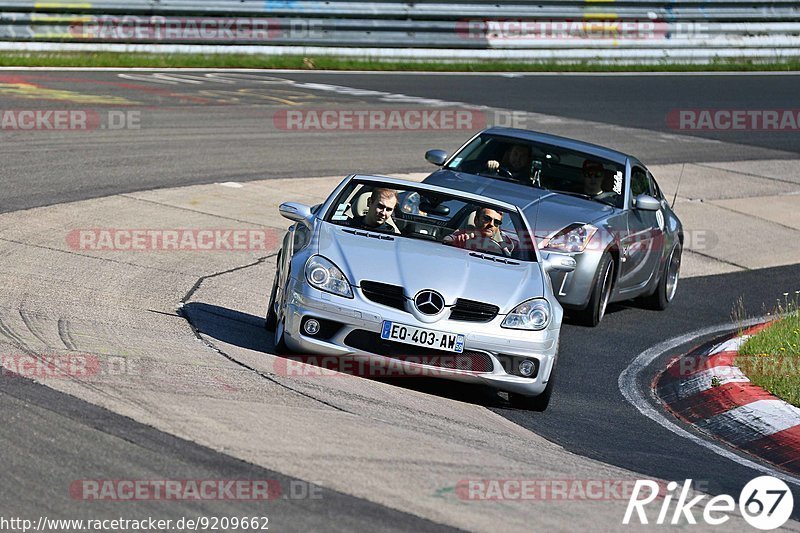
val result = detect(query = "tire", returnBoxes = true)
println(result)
[509,368,556,412]
[265,254,290,353]
[574,251,615,327]
[641,243,682,310]
[273,315,289,355]
[265,274,279,332]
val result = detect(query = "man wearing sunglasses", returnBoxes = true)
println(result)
[579,159,621,205]
[349,188,400,234]
[444,207,514,256]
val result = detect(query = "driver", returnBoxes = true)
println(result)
[348,188,399,234]
[487,144,533,182]
[444,207,514,256]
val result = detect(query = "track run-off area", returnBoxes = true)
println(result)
[1,69,799,531]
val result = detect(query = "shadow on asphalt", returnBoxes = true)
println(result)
[183,301,519,411]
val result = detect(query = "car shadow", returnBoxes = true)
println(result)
[182,302,515,410]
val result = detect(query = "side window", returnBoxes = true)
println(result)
[647,172,664,200]
[630,167,649,198]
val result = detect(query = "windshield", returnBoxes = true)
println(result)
[446,133,626,209]
[324,179,536,262]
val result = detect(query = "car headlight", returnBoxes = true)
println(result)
[305,256,353,298]
[540,223,598,253]
[501,299,550,330]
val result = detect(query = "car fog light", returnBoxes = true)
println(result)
[304,318,321,336]
[518,359,536,377]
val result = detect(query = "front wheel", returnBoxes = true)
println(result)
[265,274,279,331]
[641,242,682,310]
[574,251,614,327]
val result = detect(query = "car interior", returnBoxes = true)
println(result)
[327,183,530,259]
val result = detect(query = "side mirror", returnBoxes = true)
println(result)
[279,202,314,228]
[634,195,661,211]
[425,149,448,166]
[544,254,576,273]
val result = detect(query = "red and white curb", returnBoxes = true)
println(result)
[657,323,800,475]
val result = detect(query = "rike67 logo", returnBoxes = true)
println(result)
[624,476,794,529]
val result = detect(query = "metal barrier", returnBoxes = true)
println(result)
[1,1,799,62]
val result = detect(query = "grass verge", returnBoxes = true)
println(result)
[1,52,800,71]
[738,310,800,408]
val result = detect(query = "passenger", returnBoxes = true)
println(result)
[487,144,533,181]
[444,207,514,256]
[349,188,399,233]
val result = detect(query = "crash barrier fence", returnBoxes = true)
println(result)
[0,1,799,61]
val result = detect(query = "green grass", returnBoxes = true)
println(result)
[737,312,800,407]
[1,51,800,71]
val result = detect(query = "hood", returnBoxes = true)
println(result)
[425,169,616,237]
[315,223,544,314]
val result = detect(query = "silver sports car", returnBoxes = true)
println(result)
[424,127,683,326]
[266,175,576,410]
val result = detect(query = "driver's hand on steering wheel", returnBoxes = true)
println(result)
[449,231,474,246]
[487,160,500,172]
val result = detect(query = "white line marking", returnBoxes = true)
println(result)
[618,318,800,487]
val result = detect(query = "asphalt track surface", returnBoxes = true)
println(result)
[1,71,799,213]
[2,70,800,527]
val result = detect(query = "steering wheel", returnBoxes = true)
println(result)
[495,165,514,179]
[465,234,504,254]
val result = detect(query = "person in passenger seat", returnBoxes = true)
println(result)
[581,160,617,202]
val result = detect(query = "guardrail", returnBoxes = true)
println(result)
[1,1,799,63]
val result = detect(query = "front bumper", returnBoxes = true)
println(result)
[280,275,561,397]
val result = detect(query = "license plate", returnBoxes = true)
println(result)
[380,321,464,353]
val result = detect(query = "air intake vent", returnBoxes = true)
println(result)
[343,330,494,373]
[450,299,500,322]
[360,281,406,311]
[468,252,519,265]
[341,228,395,241]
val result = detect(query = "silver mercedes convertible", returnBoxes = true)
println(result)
[424,128,684,326]
[266,175,576,410]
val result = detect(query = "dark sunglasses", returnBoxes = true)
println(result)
[482,214,502,227]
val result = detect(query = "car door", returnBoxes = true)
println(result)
[618,166,663,292]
